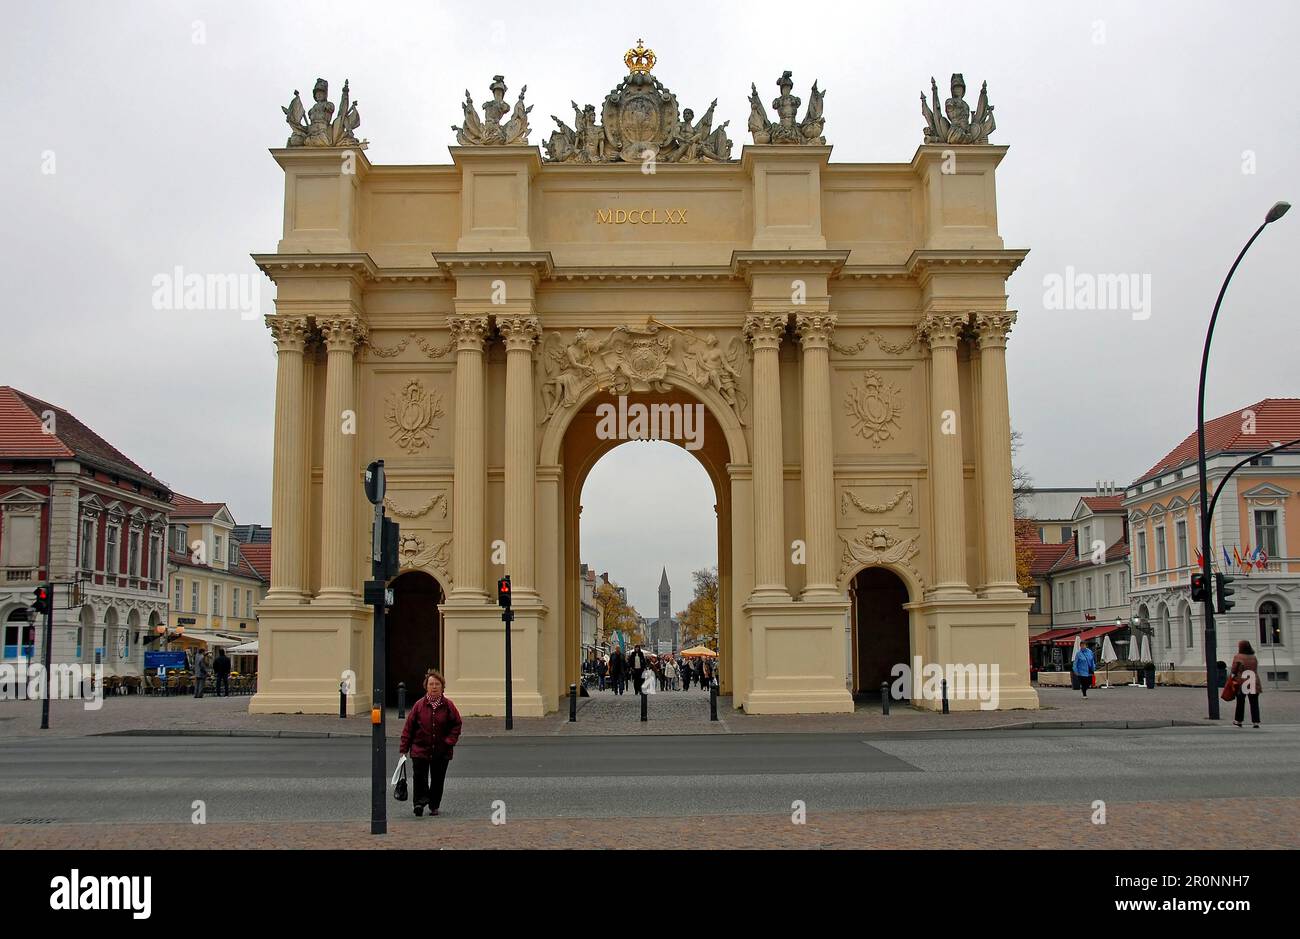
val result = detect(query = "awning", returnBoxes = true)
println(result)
[227,639,259,655]
[1032,624,1124,646]
[169,630,250,648]
[1029,627,1085,645]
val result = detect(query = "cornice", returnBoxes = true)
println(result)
[432,252,554,281]
[551,266,740,284]
[252,253,379,284]
[906,249,1029,282]
[730,250,851,281]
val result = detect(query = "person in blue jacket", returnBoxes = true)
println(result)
[1072,640,1097,698]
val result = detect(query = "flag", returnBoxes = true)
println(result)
[1194,547,1203,568]
[1233,546,1243,568]
[1223,546,1232,569]
[1259,549,1269,569]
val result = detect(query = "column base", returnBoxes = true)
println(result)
[742,597,854,714]
[978,581,1027,601]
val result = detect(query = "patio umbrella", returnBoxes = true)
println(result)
[1100,635,1118,687]
[679,645,717,657]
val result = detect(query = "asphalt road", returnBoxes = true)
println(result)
[1,725,1295,824]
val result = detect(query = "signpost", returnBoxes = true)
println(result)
[362,460,398,836]
[497,575,513,731]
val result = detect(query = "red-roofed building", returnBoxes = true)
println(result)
[1124,399,1300,687]
[166,496,268,647]
[0,387,172,676]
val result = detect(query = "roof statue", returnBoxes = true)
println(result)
[747,71,825,145]
[543,40,733,164]
[454,75,533,146]
[282,78,366,149]
[921,73,995,144]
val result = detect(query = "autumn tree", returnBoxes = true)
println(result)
[676,566,719,647]
[595,580,644,647]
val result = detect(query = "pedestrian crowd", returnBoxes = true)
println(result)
[583,644,716,694]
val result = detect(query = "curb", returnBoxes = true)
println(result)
[88,718,1213,739]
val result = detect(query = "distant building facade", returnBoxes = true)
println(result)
[166,495,268,649]
[0,387,171,678]
[1125,398,1300,687]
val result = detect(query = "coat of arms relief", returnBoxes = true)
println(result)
[542,41,733,164]
[538,323,748,426]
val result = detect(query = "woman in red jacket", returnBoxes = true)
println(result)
[399,669,463,816]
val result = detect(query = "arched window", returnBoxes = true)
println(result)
[1259,601,1283,647]
[1160,605,1171,649]
[1182,604,1194,648]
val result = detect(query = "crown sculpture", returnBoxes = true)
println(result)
[543,41,733,163]
[747,71,825,145]
[454,75,533,146]
[282,78,366,148]
[921,73,995,144]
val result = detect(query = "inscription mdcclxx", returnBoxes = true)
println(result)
[595,208,688,225]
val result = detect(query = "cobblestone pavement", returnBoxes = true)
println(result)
[2,797,1295,849]
[1,684,1296,739]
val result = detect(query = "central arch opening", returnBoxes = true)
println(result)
[555,386,738,703]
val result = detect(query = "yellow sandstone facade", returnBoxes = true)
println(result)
[251,58,1038,716]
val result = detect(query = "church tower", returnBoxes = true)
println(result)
[658,567,674,651]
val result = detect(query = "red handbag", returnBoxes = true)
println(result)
[1220,675,1240,702]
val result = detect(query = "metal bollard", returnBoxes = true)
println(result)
[397,681,406,720]
[640,690,648,722]
[709,680,718,721]
[339,680,347,719]
[569,683,577,722]
[941,678,949,714]
[881,680,890,716]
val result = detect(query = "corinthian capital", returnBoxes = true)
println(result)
[447,315,490,352]
[917,312,969,350]
[317,316,368,352]
[972,311,1017,350]
[795,312,837,349]
[743,313,788,351]
[498,315,542,352]
[265,314,310,353]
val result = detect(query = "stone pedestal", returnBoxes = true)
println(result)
[743,599,854,714]
[439,602,548,717]
[907,596,1039,711]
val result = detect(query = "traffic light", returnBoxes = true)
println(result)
[1215,572,1236,614]
[31,585,51,616]
[497,575,512,609]
[1190,572,1208,602]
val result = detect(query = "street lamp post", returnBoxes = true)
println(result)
[1196,201,1290,719]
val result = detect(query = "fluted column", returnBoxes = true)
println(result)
[316,316,367,601]
[744,313,790,600]
[448,315,490,601]
[500,315,541,595]
[796,313,839,597]
[974,312,1021,596]
[919,312,973,597]
[265,315,310,602]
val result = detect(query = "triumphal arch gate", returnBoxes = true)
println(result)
[251,46,1039,716]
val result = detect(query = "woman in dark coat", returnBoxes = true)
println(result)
[399,669,463,816]
[1230,640,1262,728]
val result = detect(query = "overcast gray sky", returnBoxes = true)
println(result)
[2,0,1296,614]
